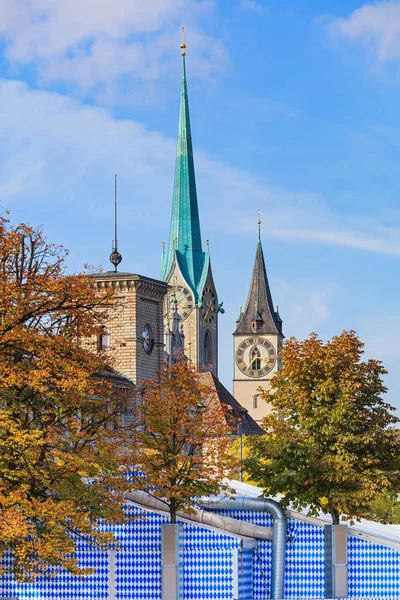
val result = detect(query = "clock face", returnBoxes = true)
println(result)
[164,286,194,322]
[235,337,276,378]
[142,324,154,354]
[201,286,217,324]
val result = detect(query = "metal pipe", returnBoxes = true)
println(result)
[124,491,273,541]
[199,497,286,600]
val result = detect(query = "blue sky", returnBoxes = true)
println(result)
[1,0,400,410]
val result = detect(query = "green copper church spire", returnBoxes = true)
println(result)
[160,29,207,297]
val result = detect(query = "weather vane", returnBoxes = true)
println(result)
[181,25,186,56]
[257,208,262,238]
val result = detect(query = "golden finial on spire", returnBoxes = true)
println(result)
[181,25,186,56]
[257,208,262,239]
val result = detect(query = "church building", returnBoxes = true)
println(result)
[233,222,284,423]
[159,37,221,376]
[90,38,262,436]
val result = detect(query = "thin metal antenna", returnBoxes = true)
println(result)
[109,174,122,272]
[114,174,117,251]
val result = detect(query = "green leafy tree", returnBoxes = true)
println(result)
[369,492,400,524]
[246,331,400,524]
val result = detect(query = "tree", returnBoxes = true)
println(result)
[246,331,400,524]
[369,492,400,524]
[0,217,132,580]
[130,356,235,523]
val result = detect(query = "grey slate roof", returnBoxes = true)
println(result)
[200,373,265,436]
[96,369,135,389]
[235,239,283,336]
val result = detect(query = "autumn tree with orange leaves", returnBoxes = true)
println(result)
[0,217,133,580]
[131,356,235,523]
[247,331,400,524]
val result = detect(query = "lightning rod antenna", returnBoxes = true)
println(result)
[109,174,122,272]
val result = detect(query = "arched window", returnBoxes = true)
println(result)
[97,325,109,351]
[251,346,261,371]
[204,330,212,366]
[253,396,258,409]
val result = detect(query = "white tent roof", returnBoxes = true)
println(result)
[225,479,400,552]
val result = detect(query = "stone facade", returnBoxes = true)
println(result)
[92,272,169,385]
[163,263,218,375]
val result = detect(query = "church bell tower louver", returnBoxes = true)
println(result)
[233,219,283,423]
[160,30,220,375]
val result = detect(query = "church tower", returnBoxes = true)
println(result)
[160,33,220,375]
[233,221,283,423]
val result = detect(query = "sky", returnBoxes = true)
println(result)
[0,0,400,410]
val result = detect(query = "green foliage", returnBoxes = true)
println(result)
[246,331,400,524]
[230,436,259,486]
[368,493,400,524]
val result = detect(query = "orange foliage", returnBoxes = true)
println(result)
[131,356,236,523]
[0,217,133,580]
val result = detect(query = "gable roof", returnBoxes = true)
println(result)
[200,372,264,436]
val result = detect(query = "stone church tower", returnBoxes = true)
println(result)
[91,272,168,385]
[233,224,284,423]
[160,41,220,375]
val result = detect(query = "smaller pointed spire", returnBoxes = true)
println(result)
[235,233,282,336]
[109,174,122,272]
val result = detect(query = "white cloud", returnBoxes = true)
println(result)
[329,1,400,63]
[237,1,267,14]
[196,157,400,257]
[274,280,336,334]
[0,77,399,262]
[358,311,400,410]
[0,0,228,100]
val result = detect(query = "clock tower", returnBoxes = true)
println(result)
[233,223,283,423]
[160,36,220,375]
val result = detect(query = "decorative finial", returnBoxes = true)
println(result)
[109,174,122,272]
[206,238,209,248]
[181,25,186,56]
[240,305,243,313]
[162,240,165,255]
[257,208,262,240]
